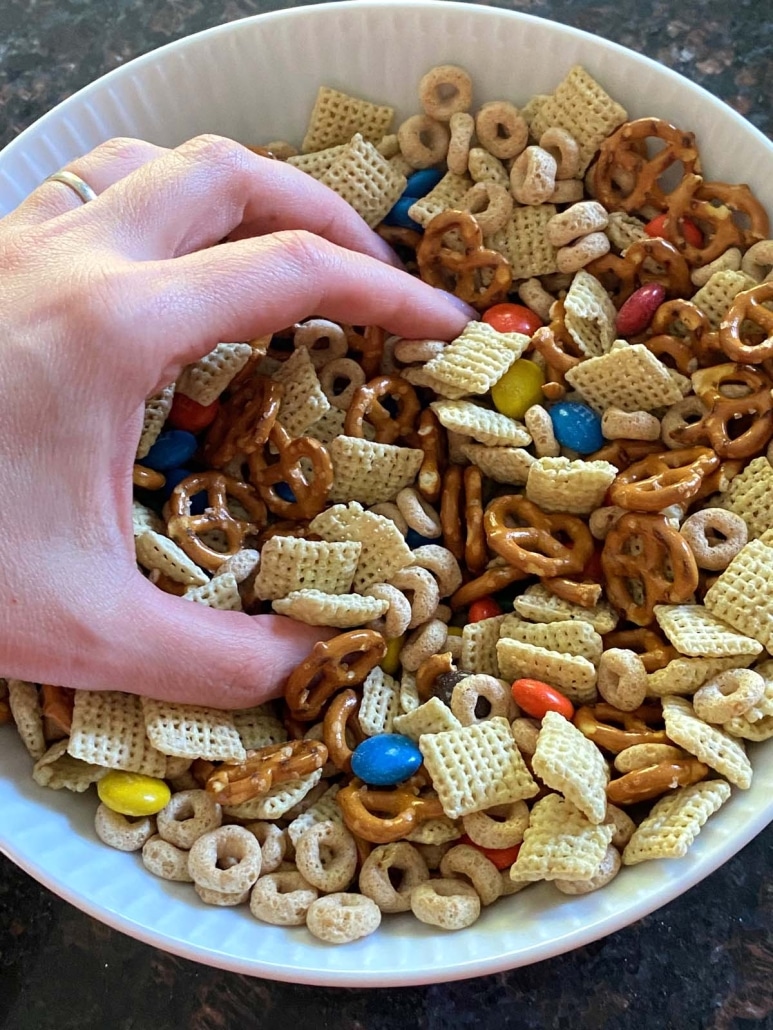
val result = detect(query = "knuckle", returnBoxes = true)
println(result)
[273,228,334,273]
[86,136,154,164]
[178,133,250,174]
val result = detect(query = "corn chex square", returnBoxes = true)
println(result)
[183,573,243,611]
[690,270,758,329]
[392,696,462,741]
[653,604,762,658]
[606,211,648,251]
[526,457,617,515]
[496,639,597,703]
[499,617,603,665]
[622,781,732,866]
[646,655,753,697]
[301,86,394,153]
[223,769,324,820]
[532,711,609,824]
[310,502,413,591]
[141,698,246,763]
[32,739,106,793]
[405,816,462,846]
[320,133,407,228]
[287,143,349,180]
[565,342,687,413]
[661,695,752,789]
[399,670,420,714]
[358,666,400,736]
[419,717,538,819]
[461,614,509,677]
[272,589,388,628]
[135,530,209,586]
[703,539,773,652]
[232,709,287,751]
[271,347,330,437]
[252,536,361,600]
[136,383,175,459]
[8,679,45,760]
[286,784,343,846]
[460,444,535,485]
[421,321,530,398]
[510,793,615,882]
[176,342,253,407]
[563,269,618,357]
[431,400,530,447]
[407,171,473,228]
[513,583,619,634]
[68,691,167,777]
[486,204,559,280]
[132,500,166,538]
[718,456,773,539]
[528,65,628,175]
[328,436,423,506]
[402,364,471,400]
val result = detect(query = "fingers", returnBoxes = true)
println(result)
[132,231,473,373]
[74,134,404,265]
[6,138,168,228]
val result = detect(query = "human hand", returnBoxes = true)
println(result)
[0,135,471,708]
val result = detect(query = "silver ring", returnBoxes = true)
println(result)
[44,169,98,205]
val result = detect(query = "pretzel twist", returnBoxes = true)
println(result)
[484,495,594,578]
[248,422,333,520]
[606,758,709,805]
[205,739,328,806]
[416,209,512,310]
[573,702,670,754]
[203,375,283,468]
[285,630,387,721]
[676,362,773,459]
[344,374,421,443]
[719,281,773,363]
[608,446,719,511]
[337,777,445,844]
[586,238,692,307]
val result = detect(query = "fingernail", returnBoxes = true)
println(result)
[439,290,477,320]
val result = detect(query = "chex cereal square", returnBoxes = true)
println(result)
[653,604,762,658]
[69,691,167,777]
[565,342,687,413]
[301,86,394,153]
[141,698,246,763]
[422,321,530,398]
[563,269,618,357]
[661,695,752,789]
[622,781,732,865]
[510,793,614,882]
[532,711,609,824]
[703,539,773,652]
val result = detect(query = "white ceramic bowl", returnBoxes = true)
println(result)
[1,0,772,988]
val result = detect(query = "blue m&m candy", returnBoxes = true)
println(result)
[143,430,198,471]
[404,168,444,198]
[406,528,439,549]
[549,401,604,455]
[382,195,422,231]
[350,734,423,787]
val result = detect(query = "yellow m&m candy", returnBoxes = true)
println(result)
[97,770,171,817]
[491,359,545,419]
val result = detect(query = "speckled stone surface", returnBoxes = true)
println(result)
[1,0,772,1027]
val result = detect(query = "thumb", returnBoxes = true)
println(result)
[109,577,332,709]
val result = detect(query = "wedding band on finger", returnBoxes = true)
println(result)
[43,169,98,205]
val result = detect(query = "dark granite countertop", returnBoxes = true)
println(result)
[1,1,772,1027]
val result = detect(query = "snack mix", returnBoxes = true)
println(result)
[5,62,773,946]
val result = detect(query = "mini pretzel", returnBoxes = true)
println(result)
[664,175,770,266]
[167,471,267,572]
[719,281,773,363]
[676,362,773,459]
[601,512,699,625]
[608,446,720,511]
[602,627,679,673]
[606,758,709,805]
[133,464,165,491]
[40,683,75,739]
[411,408,445,505]
[646,297,719,371]
[322,688,364,774]
[345,375,421,444]
[344,325,385,379]
[293,318,349,368]
[591,438,664,471]
[484,495,594,578]
[203,375,283,467]
[586,237,692,307]
[415,651,455,703]
[337,778,445,844]
[285,629,387,722]
[248,422,333,520]
[592,117,701,214]
[543,576,602,608]
[440,464,465,561]
[573,702,670,753]
[416,209,513,310]
[464,466,488,575]
[205,739,328,806]
[449,564,528,610]
[529,321,582,402]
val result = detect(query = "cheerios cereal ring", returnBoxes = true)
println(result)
[613,743,686,774]
[294,820,358,893]
[462,800,530,850]
[397,114,451,169]
[419,64,473,121]
[693,668,766,724]
[439,844,503,906]
[293,318,348,368]
[539,127,581,180]
[510,146,557,206]
[94,804,155,852]
[451,674,512,726]
[365,582,412,639]
[187,824,262,894]
[400,617,448,671]
[244,821,287,874]
[249,871,319,926]
[156,788,222,849]
[358,842,430,913]
[475,100,528,160]
[318,356,366,410]
[410,878,481,930]
[554,845,621,895]
[680,508,748,570]
[141,835,193,881]
[604,805,637,849]
[396,486,442,538]
[194,884,251,907]
[409,544,463,599]
[306,892,382,944]
[597,649,649,712]
[460,181,513,236]
[389,566,441,629]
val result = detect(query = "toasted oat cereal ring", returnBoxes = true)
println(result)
[741,239,773,282]
[680,508,748,571]
[588,504,625,541]
[554,844,621,895]
[156,788,222,849]
[447,111,475,175]
[546,200,609,248]
[510,146,557,206]
[365,583,412,639]
[396,487,442,539]
[419,64,473,121]
[358,841,430,913]
[389,566,441,629]
[601,408,662,442]
[604,804,637,849]
[293,318,349,368]
[690,246,743,287]
[306,892,382,944]
[524,404,559,458]
[141,834,193,881]
[692,668,766,724]
[409,878,481,929]
[187,824,262,893]
[393,338,446,364]
[475,101,528,161]
[614,743,686,774]
[539,127,581,180]
[517,278,555,324]
[439,844,503,906]
[249,871,319,926]
[400,618,448,672]
[410,544,463,599]
[451,674,512,726]
[244,822,287,874]
[510,717,540,756]
[194,883,251,907]
[94,804,155,852]
[597,649,648,712]
[460,181,513,236]
[397,114,451,169]
[318,357,366,410]
[606,758,709,805]
[294,820,358,893]
[462,800,529,850]
[549,179,585,204]
[557,231,611,274]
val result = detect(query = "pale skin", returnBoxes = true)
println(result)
[0,134,472,708]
